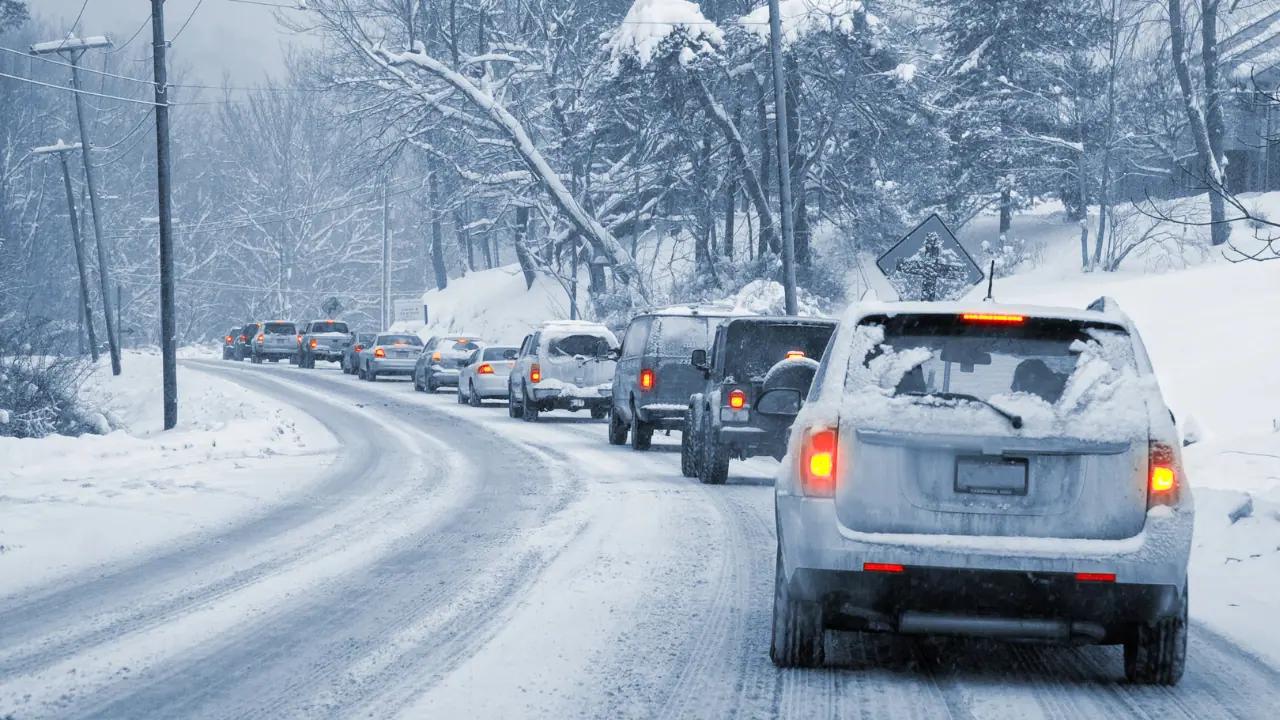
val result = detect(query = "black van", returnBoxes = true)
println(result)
[608,306,746,451]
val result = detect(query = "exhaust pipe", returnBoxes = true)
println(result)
[899,612,1105,642]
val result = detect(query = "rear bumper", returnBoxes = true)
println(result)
[777,495,1193,634]
[309,348,345,360]
[470,374,508,397]
[637,403,687,429]
[717,424,785,458]
[533,386,610,409]
[370,359,416,375]
[427,366,461,385]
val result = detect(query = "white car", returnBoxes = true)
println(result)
[770,299,1193,685]
[456,345,519,407]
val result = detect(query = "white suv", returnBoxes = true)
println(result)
[771,299,1192,685]
[509,321,619,422]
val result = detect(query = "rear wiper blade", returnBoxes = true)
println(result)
[901,391,1023,429]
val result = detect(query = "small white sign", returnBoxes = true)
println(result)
[393,299,422,324]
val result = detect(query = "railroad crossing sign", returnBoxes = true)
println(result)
[876,214,984,301]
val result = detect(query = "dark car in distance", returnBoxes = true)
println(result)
[684,316,838,484]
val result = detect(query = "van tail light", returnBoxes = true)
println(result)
[530,363,542,383]
[374,347,386,358]
[478,363,495,375]
[1148,441,1178,507]
[309,338,318,349]
[239,335,247,342]
[639,368,655,391]
[296,334,302,344]
[727,388,747,409]
[256,333,265,343]
[353,344,363,353]
[800,426,838,497]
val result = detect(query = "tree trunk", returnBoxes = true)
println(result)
[1169,0,1228,245]
[999,188,1012,238]
[723,174,736,261]
[755,76,775,257]
[694,77,776,258]
[514,205,536,289]
[429,167,448,290]
[786,55,810,277]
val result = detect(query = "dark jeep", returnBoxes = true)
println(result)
[684,316,837,484]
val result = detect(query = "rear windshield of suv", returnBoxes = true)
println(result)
[377,334,422,346]
[310,321,348,334]
[722,322,835,380]
[853,314,1133,405]
[264,322,295,334]
[549,333,612,358]
[647,315,717,357]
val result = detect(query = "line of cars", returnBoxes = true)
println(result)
[220,297,1192,684]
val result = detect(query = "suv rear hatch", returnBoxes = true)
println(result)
[722,319,836,405]
[836,313,1149,541]
[544,332,616,387]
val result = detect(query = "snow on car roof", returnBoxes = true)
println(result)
[642,303,754,318]
[538,320,619,345]
[847,300,1132,327]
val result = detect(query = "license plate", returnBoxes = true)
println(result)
[955,457,1028,496]
[570,399,585,409]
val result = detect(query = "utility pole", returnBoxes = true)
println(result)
[31,34,122,372]
[150,0,178,430]
[766,0,799,316]
[381,181,390,329]
[34,140,99,362]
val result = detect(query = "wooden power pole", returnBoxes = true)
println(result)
[766,0,799,316]
[33,140,99,362]
[150,0,178,430]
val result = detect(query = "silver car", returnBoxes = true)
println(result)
[508,321,618,421]
[413,335,485,392]
[456,345,518,407]
[770,299,1193,685]
[357,333,423,381]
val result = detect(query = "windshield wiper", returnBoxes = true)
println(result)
[901,391,1024,429]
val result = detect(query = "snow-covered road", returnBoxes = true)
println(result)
[2,360,1276,719]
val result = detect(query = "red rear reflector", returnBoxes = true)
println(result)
[1075,572,1116,583]
[727,389,746,409]
[530,363,542,383]
[800,427,838,497]
[374,347,386,358]
[785,350,806,359]
[863,562,905,574]
[961,313,1025,324]
[639,368,655,391]
[478,363,494,375]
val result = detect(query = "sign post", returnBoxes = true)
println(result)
[876,215,984,302]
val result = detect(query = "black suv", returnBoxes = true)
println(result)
[684,316,837,484]
[608,306,743,451]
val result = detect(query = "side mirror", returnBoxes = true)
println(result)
[756,388,803,417]
[606,347,621,361]
[691,349,709,372]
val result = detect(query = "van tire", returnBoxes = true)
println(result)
[1124,583,1188,685]
[680,408,699,477]
[770,548,825,668]
[630,404,653,450]
[607,408,628,445]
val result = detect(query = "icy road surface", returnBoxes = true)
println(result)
[1,360,1276,719]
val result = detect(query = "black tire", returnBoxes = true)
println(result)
[426,373,438,393]
[508,387,524,418]
[590,405,607,420]
[630,404,653,450]
[680,408,699,478]
[456,384,467,404]
[1124,584,1188,685]
[469,382,483,408]
[251,353,262,365]
[699,418,729,485]
[770,547,825,668]
[607,408,628,445]
[367,369,377,382]
[522,389,539,422]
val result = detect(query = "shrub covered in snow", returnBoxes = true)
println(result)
[0,318,99,439]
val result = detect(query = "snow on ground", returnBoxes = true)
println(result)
[393,264,571,345]
[949,199,1280,667]
[0,350,337,596]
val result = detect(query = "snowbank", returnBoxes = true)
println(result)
[0,351,337,596]
[396,264,572,345]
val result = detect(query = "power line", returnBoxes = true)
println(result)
[106,16,152,55]
[0,46,155,87]
[0,70,164,106]
[68,0,90,35]
[169,0,205,44]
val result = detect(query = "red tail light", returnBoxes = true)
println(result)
[727,388,746,409]
[1148,441,1178,506]
[961,312,1025,324]
[309,338,318,349]
[239,335,247,342]
[353,344,363,353]
[530,363,541,383]
[478,363,495,375]
[863,562,905,574]
[296,334,302,344]
[639,368,655,391]
[374,347,386,358]
[256,333,264,343]
[800,426,838,497]
[1075,572,1116,583]
[225,335,233,345]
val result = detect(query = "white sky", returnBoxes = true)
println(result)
[33,0,318,87]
